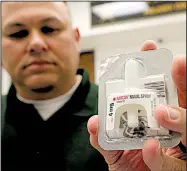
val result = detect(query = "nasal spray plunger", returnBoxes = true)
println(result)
[124,58,160,129]
[124,59,144,128]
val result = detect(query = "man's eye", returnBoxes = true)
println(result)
[41,26,58,34]
[9,30,29,39]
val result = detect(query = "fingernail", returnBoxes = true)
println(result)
[164,106,180,120]
[156,139,160,150]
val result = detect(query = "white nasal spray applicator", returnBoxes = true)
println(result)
[124,59,145,128]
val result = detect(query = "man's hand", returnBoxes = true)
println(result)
[87,40,186,171]
[142,52,186,171]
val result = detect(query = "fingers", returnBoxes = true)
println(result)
[87,115,98,136]
[143,138,186,171]
[87,116,149,170]
[155,105,186,135]
[171,55,186,92]
[143,138,162,170]
[87,115,105,154]
[141,40,157,51]
[171,55,186,108]
[87,115,122,165]
[155,105,186,145]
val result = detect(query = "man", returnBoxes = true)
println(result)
[2,2,108,171]
[88,41,187,171]
[2,2,186,171]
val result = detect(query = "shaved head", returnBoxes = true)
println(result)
[2,2,72,27]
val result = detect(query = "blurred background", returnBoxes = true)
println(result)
[2,1,186,95]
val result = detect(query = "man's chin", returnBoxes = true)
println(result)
[25,81,56,91]
[24,77,57,89]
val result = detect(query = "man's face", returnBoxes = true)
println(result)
[2,2,80,91]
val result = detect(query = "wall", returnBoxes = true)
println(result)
[2,68,11,95]
[67,2,91,35]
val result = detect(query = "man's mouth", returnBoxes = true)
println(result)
[23,61,56,69]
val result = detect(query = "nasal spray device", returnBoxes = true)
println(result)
[98,48,181,150]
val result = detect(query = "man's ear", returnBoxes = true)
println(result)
[74,27,80,42]
[74,27,81,52]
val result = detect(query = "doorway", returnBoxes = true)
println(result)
[79,51,95,83]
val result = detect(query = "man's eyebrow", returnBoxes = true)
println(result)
[3,17,64,30]
[4,23,25,29]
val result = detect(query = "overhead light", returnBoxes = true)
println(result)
[92,2,149,20]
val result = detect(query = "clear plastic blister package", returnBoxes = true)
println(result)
[98,48,181,150]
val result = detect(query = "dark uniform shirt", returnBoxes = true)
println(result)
[2,69,108,171]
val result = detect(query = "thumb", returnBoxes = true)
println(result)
[154,105,186,145]
[143,138,186,171]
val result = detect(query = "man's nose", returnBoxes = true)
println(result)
[27,31,48,54]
